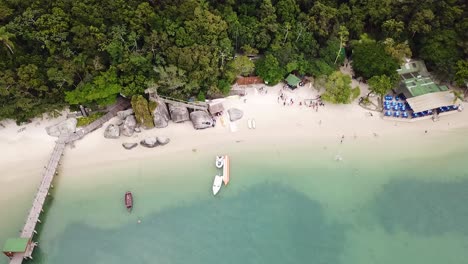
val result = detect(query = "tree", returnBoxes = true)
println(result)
[351,38,399,80]
[65,67,121,106]
[0,26,14,54]
[255,54,284,85]
[153,65,188,98]
[419,30,463,80]
[383,38,412,63]
[227,55,255,77]
[454,60,468,87]
[307,2,338,38]
[368,75,394,104]
[322,71,352,104]
[276,0,299,24]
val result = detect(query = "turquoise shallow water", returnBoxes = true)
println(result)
[1,132,468,264]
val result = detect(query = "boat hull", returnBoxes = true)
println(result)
[212,175,223,195]
[125,192,133,212]
[223,155,230,186]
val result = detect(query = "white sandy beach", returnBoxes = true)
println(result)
[1,82,468,180]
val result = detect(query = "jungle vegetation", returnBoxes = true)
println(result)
[0,0,466,122]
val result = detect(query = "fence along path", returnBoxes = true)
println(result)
[7,98,130,264]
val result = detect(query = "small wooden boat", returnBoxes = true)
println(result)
[247,119,252,129]
[125,191,133,212]
[251,119,256,129]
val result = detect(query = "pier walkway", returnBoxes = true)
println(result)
[4,98,130,264]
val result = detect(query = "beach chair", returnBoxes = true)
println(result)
[385,111,392,116]
[402,112,408,118]
[394,111,400,117]
[400,105,406,111]
[393,105,399,111]
[385,105,391,110]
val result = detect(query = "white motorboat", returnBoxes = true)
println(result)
[216,156,224,169]
[212,175,223,195]
[251,119,256,129]
[247,119,252,129]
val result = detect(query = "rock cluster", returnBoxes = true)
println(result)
[104,124,120,138]
[190,111,214,129]
[117,109,134,119]
[140,136,170,148]
[46,118,77,137]
[121,115,136,137]
[152,98,170,128]
[169,104,190,123]
[228,108,243,121]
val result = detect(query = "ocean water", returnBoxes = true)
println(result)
[1,132,468,264]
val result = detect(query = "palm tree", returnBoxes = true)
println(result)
[0,26,15,55]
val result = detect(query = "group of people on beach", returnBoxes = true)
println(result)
[277,90,325,112]
[278,92,295,106]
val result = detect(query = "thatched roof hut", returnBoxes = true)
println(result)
[208,102,224,115]
[168,104,190,123]
[190,111,213,130]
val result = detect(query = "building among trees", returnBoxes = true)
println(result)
[387,60,462,120]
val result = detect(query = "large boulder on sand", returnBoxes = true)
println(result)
[157,136,170,145]
[117,109,134,119]
[168,104,190,123]
[104,124,120,139]
[121,115,136,137]
[46,118,77,137]
[190,111,214,130]
[122,143,138,150]
[140,137,158,148]
[152,98,170,128]
[228,108,243,121]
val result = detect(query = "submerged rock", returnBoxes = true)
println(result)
[157,136,170,145]
[104,124,120,139]
[121,115,136,137]
[228,108,243,121]
[122,143,138,150]
[46,118,77,137]
[140,137,158,148]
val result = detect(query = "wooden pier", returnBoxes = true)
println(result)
[4,98,130,264]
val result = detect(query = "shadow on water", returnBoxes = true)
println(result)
[371,178,468,236]
[43,183,347,264]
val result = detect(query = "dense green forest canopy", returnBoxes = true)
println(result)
[0,0,466,122]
